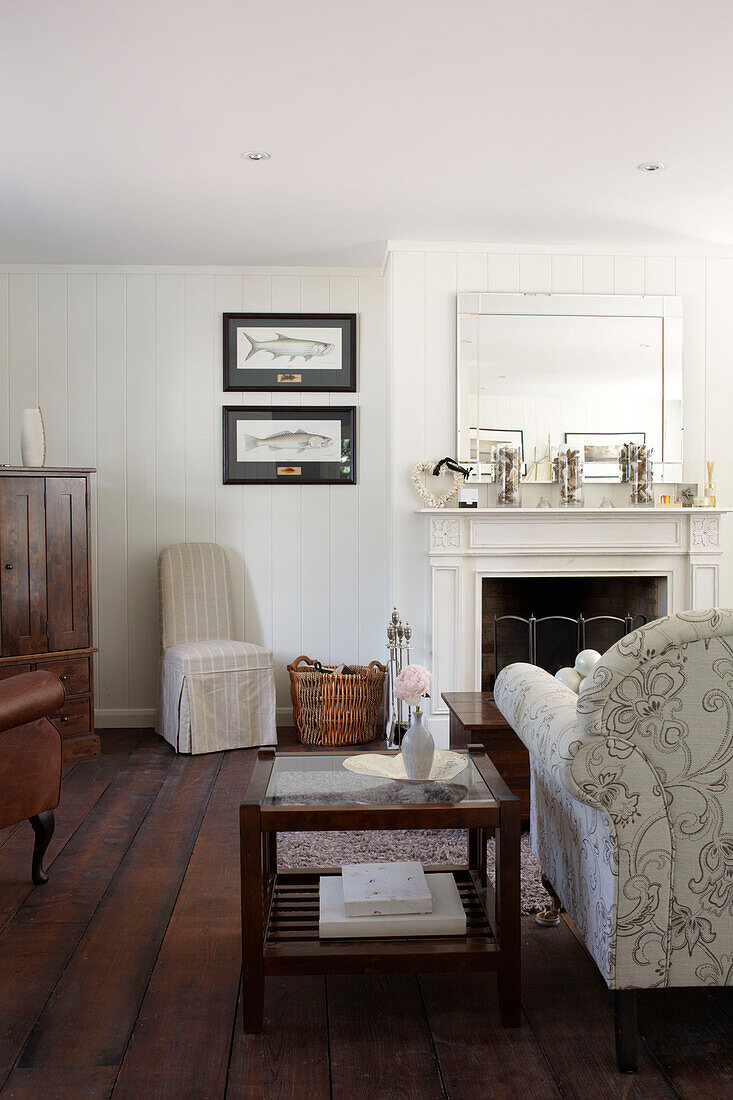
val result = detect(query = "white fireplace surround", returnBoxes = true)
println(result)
[423,507,729,747]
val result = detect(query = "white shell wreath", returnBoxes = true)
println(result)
[411,461,463,508]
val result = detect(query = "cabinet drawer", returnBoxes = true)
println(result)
[0,664,32,682]
[49,696,92,737]
[35,657,90,695]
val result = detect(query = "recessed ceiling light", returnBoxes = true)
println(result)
[243,151,270,161]
[637,161,665,172]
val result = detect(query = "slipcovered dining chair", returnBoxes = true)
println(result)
[494,609,733,1073]
[156,543,277,754]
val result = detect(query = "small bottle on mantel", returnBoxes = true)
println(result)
[705,461,717,507]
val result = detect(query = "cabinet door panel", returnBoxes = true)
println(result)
[0,478,48,655]
[45,477,90,650]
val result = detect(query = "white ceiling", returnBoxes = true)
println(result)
[3,0,733,266]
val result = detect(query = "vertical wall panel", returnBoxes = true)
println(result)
[299,276,331,663]
[0,275,9,463]
[644,256,676,295]
[214,276,245,639]
[37,274,68,465]
[8,274,38,464]
[582,255,614,293]
[96,274,128,709]
[357,274,388,664]
[328,276,360,663]
[676,257,706,487]
[390,251,428,658]
[67,274,98,696]
[705,258,733,606]
[456,253,488,292]
[551,255,583,293]
[241,275,273,653]
[613,256,644,294]
[184,274,216,543]
[425,252,457,456]
[269,275,303,692]
[487,254,520,291]
[125,276,158,709]
[155,276,186,556]
[519,254,552,292]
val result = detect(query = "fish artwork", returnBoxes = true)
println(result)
[242,428,333,453]
[243,332,335,363]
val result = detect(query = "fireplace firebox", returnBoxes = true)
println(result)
[482,575,665,690]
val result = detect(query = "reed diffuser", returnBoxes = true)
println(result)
[705,461,717,507]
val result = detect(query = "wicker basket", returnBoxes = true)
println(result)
[287,655,387,745]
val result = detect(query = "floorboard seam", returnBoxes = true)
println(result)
[415,974,449,1099]
[223,972,243,1098]
[109,750,225,1095]
[8,739,175,1078]
[325,974,333,1100]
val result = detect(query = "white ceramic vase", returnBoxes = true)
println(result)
[401,709,435,780]
[21,407,46,467]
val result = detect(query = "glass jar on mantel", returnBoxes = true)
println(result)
[492,444,522,507]
[621,443,654,506]
[555,447,584,507]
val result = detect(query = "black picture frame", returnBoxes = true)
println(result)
[223,313,356,392]
[223,405,356,485]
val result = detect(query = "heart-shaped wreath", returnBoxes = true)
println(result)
[411,461,464,508]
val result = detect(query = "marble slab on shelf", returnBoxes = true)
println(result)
[341,861,432,916]
[319,873,466,938]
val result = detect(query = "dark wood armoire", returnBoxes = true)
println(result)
[0,468,99,761]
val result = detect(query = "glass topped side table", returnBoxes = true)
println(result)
[239,744,520,1033]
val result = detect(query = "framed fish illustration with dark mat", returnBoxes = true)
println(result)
[223,313,356,392]
[223,405,356,485]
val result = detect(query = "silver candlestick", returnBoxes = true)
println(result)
[386,606,413,747]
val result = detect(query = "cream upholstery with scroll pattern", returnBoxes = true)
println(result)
[495,609,733,992]
[157,543,276,754]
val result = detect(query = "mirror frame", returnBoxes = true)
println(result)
[456,292,683,483]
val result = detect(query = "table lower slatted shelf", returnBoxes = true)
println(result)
[263,870,498,975]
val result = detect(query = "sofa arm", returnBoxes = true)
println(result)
[0,672,66,734]
[496,662,676,987]
[494,663,585,792]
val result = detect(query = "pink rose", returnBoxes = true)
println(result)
[394,663,432,707]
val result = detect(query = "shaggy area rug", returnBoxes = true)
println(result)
[277,829,548,914]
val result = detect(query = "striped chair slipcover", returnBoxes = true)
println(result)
[156,543,276,753]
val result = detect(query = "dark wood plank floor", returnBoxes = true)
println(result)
[0,730,731,1099]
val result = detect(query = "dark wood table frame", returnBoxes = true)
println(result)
[240,745,520,1033]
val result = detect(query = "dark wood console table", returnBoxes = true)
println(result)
[442,692,530,821]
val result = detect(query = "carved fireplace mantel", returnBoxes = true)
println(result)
[422,506,729,746]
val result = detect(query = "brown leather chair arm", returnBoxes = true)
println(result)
[0,671,66,733]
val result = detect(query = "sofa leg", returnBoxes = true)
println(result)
[29,810,55,885]
[613,990,638,1073]
[536,873,563,927]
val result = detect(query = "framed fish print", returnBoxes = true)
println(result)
[223,405,356,485]
[223,312,356,392]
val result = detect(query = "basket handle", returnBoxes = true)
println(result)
[287,655,316,673]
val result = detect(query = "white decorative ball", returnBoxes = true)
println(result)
[577,676,588,692]
[555,667,582,692]
[574,649,602,677]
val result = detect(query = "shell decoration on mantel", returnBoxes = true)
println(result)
[411,461,463,508]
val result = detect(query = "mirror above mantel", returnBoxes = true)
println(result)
[457,292,683,483]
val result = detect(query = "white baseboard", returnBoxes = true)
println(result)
[95,708,156,728]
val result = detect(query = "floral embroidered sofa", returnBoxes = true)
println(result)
[494,609,733,1072]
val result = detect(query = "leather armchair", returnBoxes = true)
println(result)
[494,609,733,1072]
[0,671,65,884]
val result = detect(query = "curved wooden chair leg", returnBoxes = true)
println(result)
[536,872,563,927]
[29,810,55,885]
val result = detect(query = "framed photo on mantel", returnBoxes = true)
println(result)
[223,405,356,485]
[223,313,356,392]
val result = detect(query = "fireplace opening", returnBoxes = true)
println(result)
[482,575,666,690]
